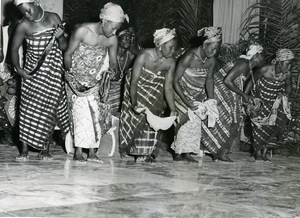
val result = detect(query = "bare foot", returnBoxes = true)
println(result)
[262,149,271,162]
[183,153,198,163]
[205,153,217,161]
[39,151,53,160]
[73,155,86,162]
[16,153,29,161]
[254,149,264,162]
[145,155,157,163]
[173,154,186,162]
[87,155,103,163]
[217,155,234,162]
[134,156,146,163]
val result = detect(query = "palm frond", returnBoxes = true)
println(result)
[240,0,300,67]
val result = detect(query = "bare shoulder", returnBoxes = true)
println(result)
[234,58,248,67]
[165,57,176,66]
[207,56,218,66]
[44,11,61,25]
[139,48,152,58]
[259,64,273,75]
[15,18,29,32]
[179,49,195,65]
[107,35,118,46]
[18,17,30,26]
[74,23,91,36]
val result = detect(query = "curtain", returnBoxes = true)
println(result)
[213,0,258,43]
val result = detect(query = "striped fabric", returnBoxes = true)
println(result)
[66,43,112,148]
[202,62,243,154]
[19,29,69,150]
[119,68,166,156]
[251,76,287,150]
[108,80,122,114]
[173,62,240,156]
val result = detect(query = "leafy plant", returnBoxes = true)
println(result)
[177,0,213,48]
[240,0,300,155]
[240,0,300,65]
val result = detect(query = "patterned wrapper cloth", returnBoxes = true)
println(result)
[19,28,69,150]
[119,68,166,156]
[172,62,241,156]
[251,76,290,150]
[66,43,112,149]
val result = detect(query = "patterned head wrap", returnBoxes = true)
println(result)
[14,0,35,6]
[275,49,294,62]
[153,28,176,47]
[240,44,263,60]
[99,2,129,23]
[197,27,222,44]
[118,29,131,38]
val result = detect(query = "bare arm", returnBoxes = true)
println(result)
[64,26,86,70]
[108,35,118,70]
[224,60,252,102]
[51,13,67,51]
[11,21,31,79]
[130,51,146,108]
[244,66,265,94]
[206,57,217,99]
[173,52,194,108]
[285,71,292,97]
[164,60,176,113]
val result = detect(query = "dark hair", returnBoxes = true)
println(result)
[3,2,22,26]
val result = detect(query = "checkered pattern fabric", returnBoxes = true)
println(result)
[19,29,69,150]
[119,68,166,156]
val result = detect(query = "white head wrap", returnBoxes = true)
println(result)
[153,28,176,47]
[14,0,35,6]
[99,2,129,23]
[240,44,263,60]
[197,27,222,44]
[275,49,294,62]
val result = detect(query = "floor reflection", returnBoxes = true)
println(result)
[0,143,299,217]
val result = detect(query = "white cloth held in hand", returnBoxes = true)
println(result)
[136,107,176,132]
[193,99,219,127]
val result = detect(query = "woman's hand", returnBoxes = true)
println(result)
[54,23,66,39]
[65,69,74,82]
[17,69,32,80]
[187,101,198,111]
[170,111,178,117]
[242,94,255,104]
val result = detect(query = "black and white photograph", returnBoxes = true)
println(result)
[0,0,299,217]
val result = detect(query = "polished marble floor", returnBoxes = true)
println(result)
[0,138,299,218]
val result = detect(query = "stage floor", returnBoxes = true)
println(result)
[0,141,299,218]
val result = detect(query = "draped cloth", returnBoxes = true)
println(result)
[172,63,237,156]
[19,28,69,150]
[108,80,122,114]
[119,68,166,156]
[66,43,112,149]
[251,75,290,150]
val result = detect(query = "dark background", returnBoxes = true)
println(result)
[63,0,213,48]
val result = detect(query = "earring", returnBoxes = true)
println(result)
[159,46,162,51]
